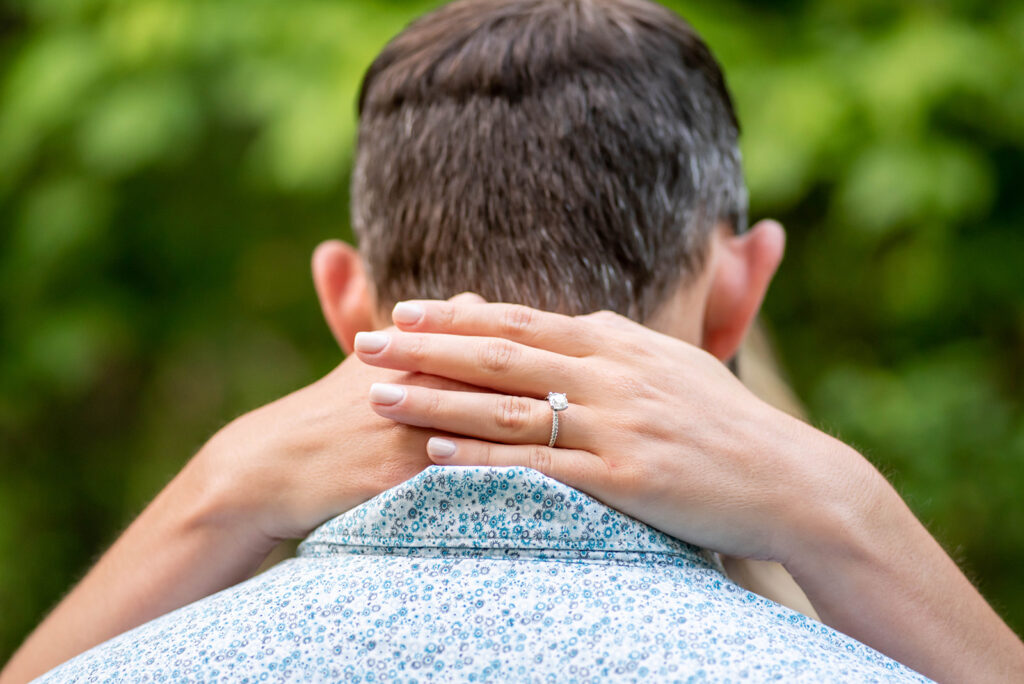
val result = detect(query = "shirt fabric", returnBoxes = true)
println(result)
[41,465,931,682]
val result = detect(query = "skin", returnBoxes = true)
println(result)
[3,221,1022,682]
[350,254,1024,679]
[1,247,479,682]
[356,299,1024,682]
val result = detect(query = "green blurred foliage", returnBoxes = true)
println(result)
[1,0,1022,660]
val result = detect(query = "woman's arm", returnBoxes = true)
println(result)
[0,356,449,684]
[0,447,272,684]
[718,322,818,619]
[352,299,1024,684]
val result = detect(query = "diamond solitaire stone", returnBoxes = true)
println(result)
[547,392,568,411]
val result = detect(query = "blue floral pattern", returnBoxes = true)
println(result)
[40,466,931,682]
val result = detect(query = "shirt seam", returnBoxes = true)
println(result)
[305,530,696,555]
[298,541,712,568]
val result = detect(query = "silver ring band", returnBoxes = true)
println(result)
[546,392,568,448]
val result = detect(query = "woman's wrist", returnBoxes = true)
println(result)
[186,410,293,553]
[188,381,372,545]
[763,412,892,570]
[766,418,929,623]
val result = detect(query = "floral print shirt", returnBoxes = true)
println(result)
[40,466,930,682]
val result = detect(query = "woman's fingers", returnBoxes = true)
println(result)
[390,300,599,356]
[423,436,603,492]
[368,384,594,449]
[354,330,584,396]
[445,292,487,305]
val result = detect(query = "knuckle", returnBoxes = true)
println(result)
[479,339,517,373]
[482,443,499,468]
[404,335,429,363]
[494,396,531,432]
[499,305,535,338]
[439,303,457,331]
[590,309,641,336]
[601,331,651,361]
[424,390,444,418]
[586,309,623,326]
[577,310,639,355]
[526,445,552,474]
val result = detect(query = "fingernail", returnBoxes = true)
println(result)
[392,301,424,325]
[427,437,457,459]
[369,383,405,405]
[353,331,389,354]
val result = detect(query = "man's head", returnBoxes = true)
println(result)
[314,0,784,361]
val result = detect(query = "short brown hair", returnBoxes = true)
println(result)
[353,0,744,321]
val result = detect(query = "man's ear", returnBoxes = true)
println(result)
[701,219,786,361]
[311,240,376,354]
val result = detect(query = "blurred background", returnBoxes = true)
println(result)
[1,0,1022,660]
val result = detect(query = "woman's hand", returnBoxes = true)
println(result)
[2,316,477,684]
[354,298,1024,684]
[353,299,878,564]
[194,349,472,545]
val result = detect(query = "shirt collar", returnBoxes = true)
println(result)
[299,465,713,568]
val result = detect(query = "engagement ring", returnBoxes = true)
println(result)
[546,392,569,448]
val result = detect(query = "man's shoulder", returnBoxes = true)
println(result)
[40,467,931,682]
[42,543,928,682]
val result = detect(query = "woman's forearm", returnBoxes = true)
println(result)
[783,439,1024,683]
[0,449,272,684]
[1,352,445,683]
[353,298,1024,682]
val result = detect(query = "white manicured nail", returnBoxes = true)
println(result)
[353,331,389,353]
[369,383,405,405]
[427,437,457,459]
[392,301,425,325]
